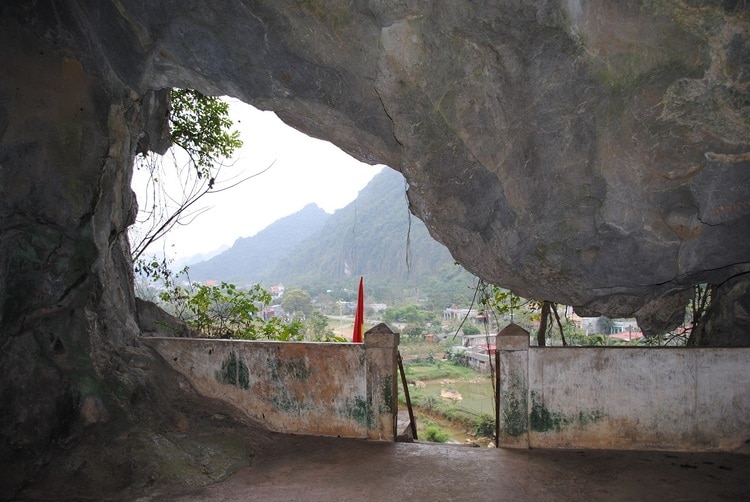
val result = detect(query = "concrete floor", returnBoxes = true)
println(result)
[164,434,750,501]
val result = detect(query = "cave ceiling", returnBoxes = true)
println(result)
[6,1,750,334]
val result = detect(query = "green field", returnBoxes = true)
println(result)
[400,358,495,445]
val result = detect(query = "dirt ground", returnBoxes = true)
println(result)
[8,423,750,501]
[3,400,277,501]
[162,435,750,501]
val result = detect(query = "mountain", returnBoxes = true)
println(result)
[271,169,478,306]
[188,169,477,306]
[271,169,458,284]
[187,203,329,284]
[173,245,230,270]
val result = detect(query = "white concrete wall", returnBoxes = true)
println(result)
[144,330,399,440]
[527,347,750,451]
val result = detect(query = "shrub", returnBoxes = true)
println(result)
[425,425,450,443]
[474,413,495,438]
[462,323,481,335]
[151,269,301,340]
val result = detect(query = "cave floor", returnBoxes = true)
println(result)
[155,434,749,501]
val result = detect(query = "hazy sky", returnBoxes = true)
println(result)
[131,99,384,264]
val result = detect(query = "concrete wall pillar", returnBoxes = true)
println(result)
[364,323,399,441]
[496,323,530,448]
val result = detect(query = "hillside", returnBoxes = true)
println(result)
[187,203,329,284]
[271,169,461,287]
[188,169,478,305]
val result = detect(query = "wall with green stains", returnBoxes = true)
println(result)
[526,347,750,452]
[143,331,399,441]
[497,326,750,452]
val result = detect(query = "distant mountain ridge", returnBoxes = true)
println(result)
[188,169,476,304]
[270,169,456,286]
[187,203,329,284]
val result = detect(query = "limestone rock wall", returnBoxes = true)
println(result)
[0,8,185,493]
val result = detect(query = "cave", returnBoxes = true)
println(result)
[1,1,748,498]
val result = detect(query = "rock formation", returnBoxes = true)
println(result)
[60,0,749,337]
[0,0,748,496]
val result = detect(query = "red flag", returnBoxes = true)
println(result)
[352,277,364,343]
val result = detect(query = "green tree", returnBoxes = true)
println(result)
[383,304,426,324]
[304,310,343,341]
[596,316,614,335]
[129,91,306,342]
[183,282,267,338]
[154,273,302,340]
[403,323,425,340]
[169,89,242,178]
[130,89,249,261]
[462,323,481,336]
[478,283,543,339]
[281,289,313,317]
